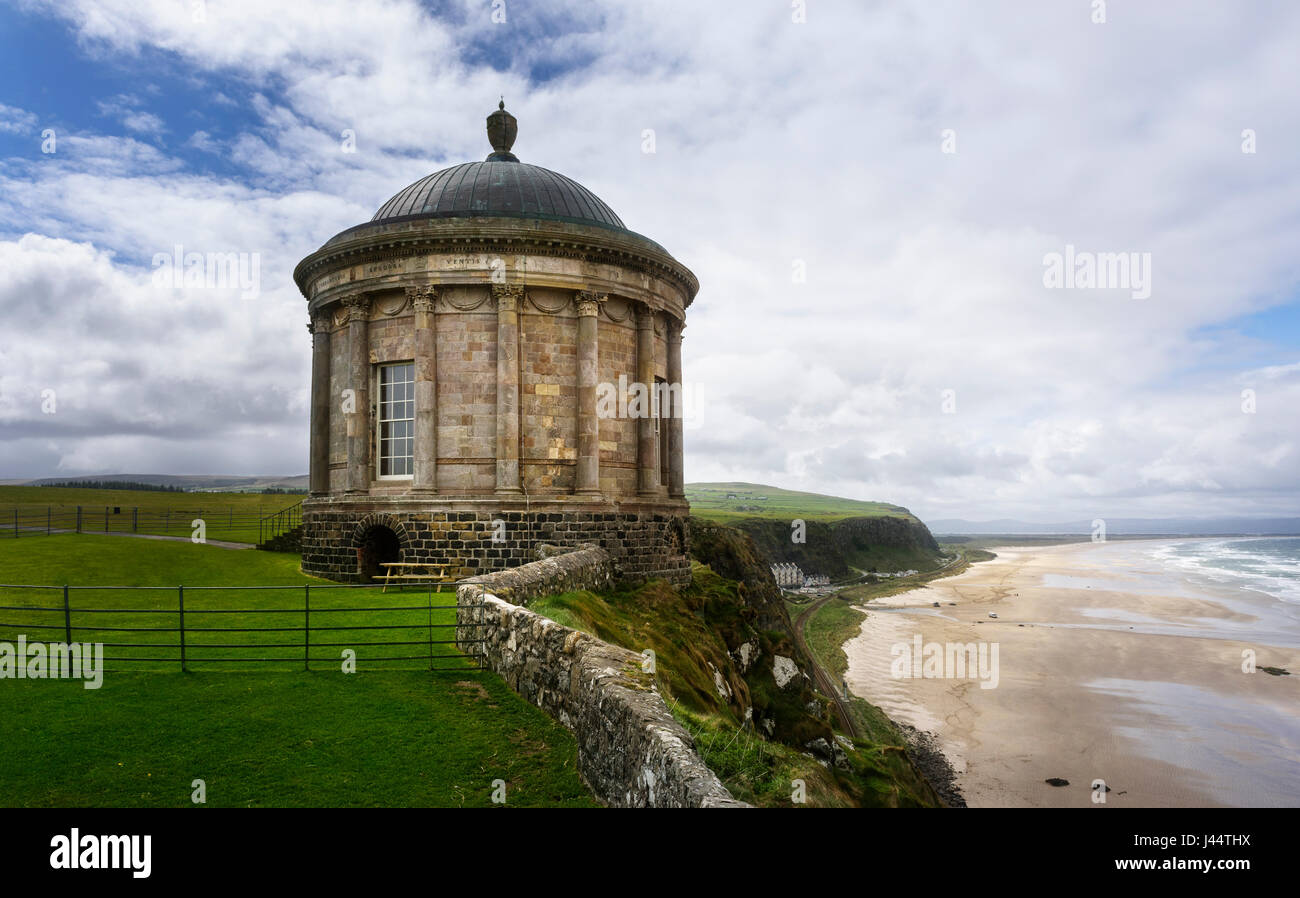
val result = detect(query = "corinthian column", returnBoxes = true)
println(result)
[667,317,685,499]
[493,283,523,495]
[574,291,604,496]
[344,295,371,494]
[308,312,332,496]
[636,303,659,496]
[409,285,438,494]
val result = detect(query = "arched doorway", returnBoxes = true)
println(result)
[356,525,402,582]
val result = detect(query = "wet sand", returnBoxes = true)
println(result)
[842,540,1300,807]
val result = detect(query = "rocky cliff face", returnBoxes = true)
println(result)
[525,518,942,806]
[685,517,792,633]
[681,517,941,805]
[732,514,942,579]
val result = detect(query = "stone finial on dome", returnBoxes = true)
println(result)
[486,99,519,162]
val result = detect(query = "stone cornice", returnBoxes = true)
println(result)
[293,218,699,309]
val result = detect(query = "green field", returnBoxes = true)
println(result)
[0,536,595,807]
[0,485,301,545]
[685,482,916,524]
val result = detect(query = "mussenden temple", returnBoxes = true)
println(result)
[293,103,695,585]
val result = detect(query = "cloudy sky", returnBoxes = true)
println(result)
[1,0,1297,523]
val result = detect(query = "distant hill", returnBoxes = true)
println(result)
[928,517,1300,536]
[685,482,943,578]
[20,474,309,493]
[686,482,915,523]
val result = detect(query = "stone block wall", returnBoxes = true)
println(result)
[436,307,498,493]
[454,553,746,807]
[596,320,638,496]
[520,308,578,493]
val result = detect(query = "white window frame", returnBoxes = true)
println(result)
[376,361,415,480]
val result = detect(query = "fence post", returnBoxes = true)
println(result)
[47,507,51,535]
[165,509,170,533]
[104,507,108,532]
[304,584,310,671]
[14,508,18,538]
[63,585,71,644]
[178,585,187,672]
[133,508,138,533]
[76,506,81,533]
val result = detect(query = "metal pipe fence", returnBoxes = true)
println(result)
[0,501,302,546]
[0,581,484,672]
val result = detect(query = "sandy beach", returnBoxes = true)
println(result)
[842,539,1300,807]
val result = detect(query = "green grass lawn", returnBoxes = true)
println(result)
[685,481,916,524]
[0,536,596,807]
[0,485,300,545]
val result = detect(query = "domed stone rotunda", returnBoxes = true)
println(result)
[293,103,695,584]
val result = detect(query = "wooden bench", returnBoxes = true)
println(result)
[378,561,449,593]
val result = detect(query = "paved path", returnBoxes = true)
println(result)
[12,527,253,550]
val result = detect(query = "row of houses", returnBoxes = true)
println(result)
[770,563,830,589]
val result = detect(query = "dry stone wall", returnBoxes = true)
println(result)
[456,547,747,808]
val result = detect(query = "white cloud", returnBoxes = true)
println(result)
[0,102,39,135]
[2,0,1299,521]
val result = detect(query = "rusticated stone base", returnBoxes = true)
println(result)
[300,495,691,586]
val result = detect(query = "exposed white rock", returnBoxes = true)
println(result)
[708,662,732,700]
[773,655,799,689]
[736,640,759,672]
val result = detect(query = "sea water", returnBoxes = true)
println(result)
[1097,537,1300,806]
[1150,536,1300,605]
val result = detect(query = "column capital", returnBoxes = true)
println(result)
[491,283,524,312]
[405,284,438,314]
[341,295,370,323]
[575,290,606,317]
[636,302,656,330]
[308,310,332,335]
